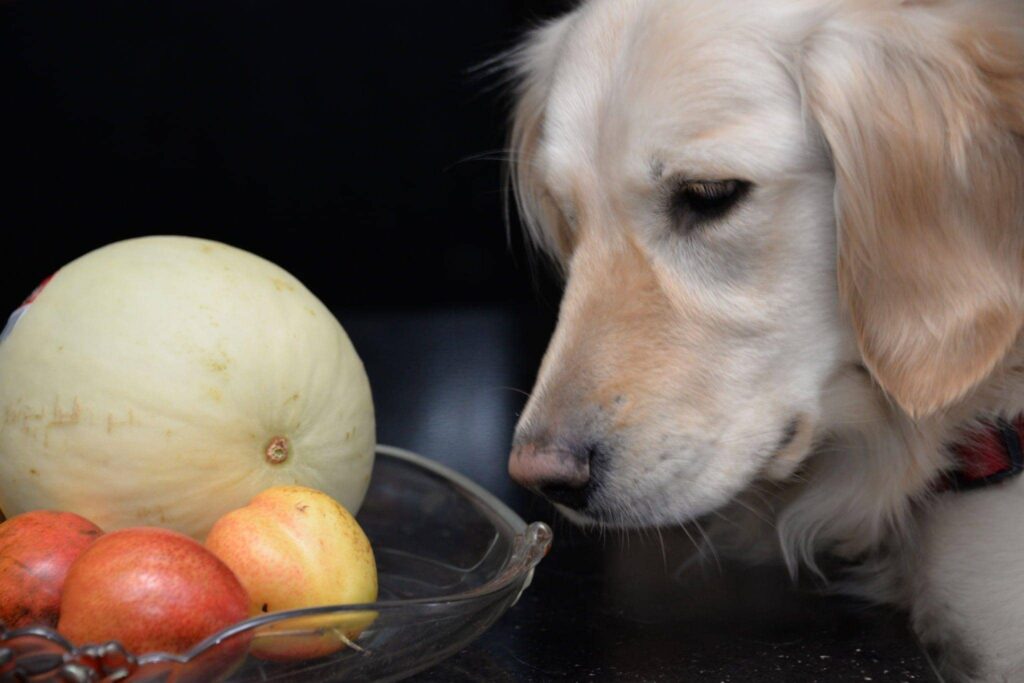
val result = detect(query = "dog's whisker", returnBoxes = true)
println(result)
[693,518,722,574]
[728,496,776,528]
[444,151,531,173]
[492,385,533,399]
[655,526,669,572]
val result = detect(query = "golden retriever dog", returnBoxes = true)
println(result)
[504,1,1024,680]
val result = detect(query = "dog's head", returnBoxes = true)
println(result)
[507,0,1024,527]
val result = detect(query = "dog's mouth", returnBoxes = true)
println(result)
[774,417,801,454]
[550,497,628,529]
[761,414,814,481]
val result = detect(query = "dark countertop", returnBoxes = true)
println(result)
[341,306,937,683]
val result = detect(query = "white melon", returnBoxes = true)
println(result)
[0,236,375,539]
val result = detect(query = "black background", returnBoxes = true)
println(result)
[2,0,570,314]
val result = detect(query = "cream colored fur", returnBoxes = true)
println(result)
[506,1,1024,681]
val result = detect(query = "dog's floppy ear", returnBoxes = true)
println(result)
[507,15,576,265]
[799,2,1024,418]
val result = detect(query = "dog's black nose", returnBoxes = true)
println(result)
[509,443,594,510]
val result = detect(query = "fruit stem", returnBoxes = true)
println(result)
[265,436,290,465]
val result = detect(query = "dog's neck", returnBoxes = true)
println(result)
[771,348,1024,581]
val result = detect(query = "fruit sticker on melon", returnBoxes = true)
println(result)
[0,236,375,540]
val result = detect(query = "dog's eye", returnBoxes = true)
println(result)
[669,179,751,229]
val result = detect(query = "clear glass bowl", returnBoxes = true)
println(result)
[0,445,552,682]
